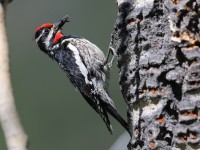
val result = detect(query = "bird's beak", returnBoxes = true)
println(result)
[53,15,69,31]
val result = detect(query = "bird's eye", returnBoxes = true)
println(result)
[44,28,50,33]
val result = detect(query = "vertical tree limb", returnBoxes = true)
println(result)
[112,0,200,149]
[0,1,28,150]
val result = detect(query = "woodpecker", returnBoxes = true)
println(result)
[34,15,130,135]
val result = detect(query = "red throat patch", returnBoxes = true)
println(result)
[53,32,64,44]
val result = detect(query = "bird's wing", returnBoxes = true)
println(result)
[62,38,107,82]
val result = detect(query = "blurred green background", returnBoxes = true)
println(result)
[0,0,128,149]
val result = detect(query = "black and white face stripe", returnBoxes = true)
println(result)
[35,29,45,43]
[35,28,61,53]
[35,28,51,43]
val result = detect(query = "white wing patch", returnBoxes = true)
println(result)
[67,43,92,85]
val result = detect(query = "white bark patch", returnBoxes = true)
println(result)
[117,0,154,8]
[134,0,154,8]
[67,43,92,85]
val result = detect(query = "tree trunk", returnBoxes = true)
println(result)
[112,0,200,149]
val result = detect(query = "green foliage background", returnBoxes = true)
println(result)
[0,0,128,149]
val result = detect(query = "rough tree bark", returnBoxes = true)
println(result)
[112,0,200,149]
[0,0,28,150]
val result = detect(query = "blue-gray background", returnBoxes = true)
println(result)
[0,0,128,149]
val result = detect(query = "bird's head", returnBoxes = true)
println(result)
[35,15,69,51]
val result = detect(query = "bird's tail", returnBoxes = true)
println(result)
[107,105,131,135]
[100,109,113,134]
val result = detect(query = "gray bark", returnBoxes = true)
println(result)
[113,0,200,149]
